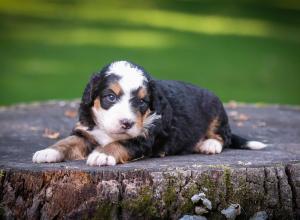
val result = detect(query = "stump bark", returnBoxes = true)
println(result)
[0,101,299,219]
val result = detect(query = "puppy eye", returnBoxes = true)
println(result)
[139,99,147,106]
[105,94,117,103]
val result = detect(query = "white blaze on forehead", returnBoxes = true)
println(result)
[107,61,147,92]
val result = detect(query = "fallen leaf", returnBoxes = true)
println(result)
[238,114,249,121]
[228,100,238,109]
[230,112,250,124]
[64,109,77,118]
[43,128,60,139]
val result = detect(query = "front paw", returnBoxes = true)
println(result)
[32,148,64,163]
[199,139,223,154]
[86,151,116,166]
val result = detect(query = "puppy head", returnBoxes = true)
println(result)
[80,61,160,141]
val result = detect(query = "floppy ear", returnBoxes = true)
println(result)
[79,73,103,129]
[148,80,173,136]
[81,74,102,105]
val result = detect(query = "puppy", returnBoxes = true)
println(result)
[33,61,266,166]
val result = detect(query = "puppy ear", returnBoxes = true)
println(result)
[79,73,103,128]
[148,80,172,136]
[81,74,102,105]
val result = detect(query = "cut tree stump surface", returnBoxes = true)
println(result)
[0,101,299,219]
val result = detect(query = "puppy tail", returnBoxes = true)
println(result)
[230,134,267,150]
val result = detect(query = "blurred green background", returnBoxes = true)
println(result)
[1,0,300,106]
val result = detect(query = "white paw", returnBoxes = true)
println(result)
[86,151,116,166]
[199,139,223,154]
[32,148,64,163]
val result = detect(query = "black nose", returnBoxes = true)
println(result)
[120,119,135,130]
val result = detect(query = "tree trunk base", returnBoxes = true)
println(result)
[0,101,299,219]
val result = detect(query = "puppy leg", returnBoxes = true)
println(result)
[33,135,91,163]
[195,139,223,155]
[193,116,226,155]
[87,142,130,166]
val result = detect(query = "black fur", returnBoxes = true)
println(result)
[120,80,233,158]
[77,61,251,160]
[79,70,106,129]
[230,134,250,149]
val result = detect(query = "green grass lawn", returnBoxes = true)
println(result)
[1,0,300,105]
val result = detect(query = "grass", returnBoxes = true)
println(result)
[0,0,300,105]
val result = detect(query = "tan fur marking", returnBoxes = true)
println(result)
[93,98,101,110]
[73,122,99,145]
[109,82,122,96]
[136,109,151,131]
[206,117,224,144]
[50,135,90,160]
[193,117,224,153]
[193,138,204,153]
[137,87,147,99]
[95,142,130,164]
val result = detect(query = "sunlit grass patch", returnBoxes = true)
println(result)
[1,0,300,42]
[1,24,177,49]
[0,0,300,105]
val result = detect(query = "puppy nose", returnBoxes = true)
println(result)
[120,119,135,130]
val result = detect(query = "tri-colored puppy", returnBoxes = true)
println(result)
[33,61,266,166]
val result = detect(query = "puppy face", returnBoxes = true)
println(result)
[91,61,159,141]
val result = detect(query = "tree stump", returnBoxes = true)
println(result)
[0,101,299,219]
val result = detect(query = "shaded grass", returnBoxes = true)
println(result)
[0,0,300,105]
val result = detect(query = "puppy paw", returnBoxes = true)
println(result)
[86,151,116,166]
[199,139,223,154]
[32,148,64,163]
